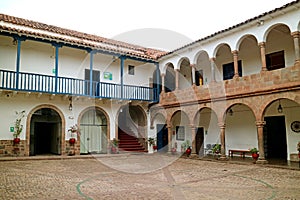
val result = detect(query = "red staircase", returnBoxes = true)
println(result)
[118,128,146,152]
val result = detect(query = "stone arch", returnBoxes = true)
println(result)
[26,104,65,156]
[263,23,292,42]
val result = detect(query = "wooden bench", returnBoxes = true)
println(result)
[228,149,251,158]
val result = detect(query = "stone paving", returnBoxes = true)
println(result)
[0,154,300,200]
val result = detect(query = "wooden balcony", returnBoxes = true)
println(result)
[0,69,158,102]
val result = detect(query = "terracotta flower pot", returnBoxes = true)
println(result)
[13,137,20,144]
[153,145,157,150]
[69,138,76,145]
[186,147,191,156]
[252,153,259,160]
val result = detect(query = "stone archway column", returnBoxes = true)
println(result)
[255,121,268,164]
[190,64,196,86]
[189,124,197,155]
[161,73,165,93]
[175,69,179,90]
[167,125,172,152]
[218,123,227,160]
[232,50,239,78]
[258,42,267,71]
[291,31,300,66]
[209,57,216,82]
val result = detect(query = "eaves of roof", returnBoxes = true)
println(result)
[159,0,300,60]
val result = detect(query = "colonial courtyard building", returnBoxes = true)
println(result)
[0,1,300,164]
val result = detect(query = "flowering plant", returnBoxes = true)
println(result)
[249,147,259,154]
[13,110,25,138]
[68,124,79,133]
[297,142,300,152]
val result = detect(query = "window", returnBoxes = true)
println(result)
[195,70,203,86]
[222,60,242,80]
[266,50,285,71]
[128,65,135,75]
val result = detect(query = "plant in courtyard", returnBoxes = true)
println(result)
[68,124,79,144]
[181,140,190,151]
[13,110,25,144]
[249,147,259,154]
[297,142,300,152]
[111,138,119,153]
[147,137,156,146]
[212,144,221,154]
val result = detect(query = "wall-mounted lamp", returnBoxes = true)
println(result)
[12,38,17,45]
[277,100,283,113]
[69,97,73,111]
[228,108,233,116]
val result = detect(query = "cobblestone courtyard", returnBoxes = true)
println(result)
[0,154,300,200]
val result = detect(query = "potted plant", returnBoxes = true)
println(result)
[181,140,190,152]
[249,147,259,160]
[148,137,157,152]
[68,124,79,145]
[13,110,25,145]
[111,138,119,153]
[212,144,221,154]
[171,147,177,155]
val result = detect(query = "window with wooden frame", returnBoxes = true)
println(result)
[266,50,285,71]
[222,60,242,80]
[128,65,135,75]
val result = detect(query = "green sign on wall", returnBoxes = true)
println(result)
[10,127,14,132]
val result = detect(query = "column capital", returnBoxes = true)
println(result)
[291,31,300,38]
[209,57,216,62]
[232,50,239,55]
[255,121,266,127]
[190,64,196,68]
[161,73,165,77]
[258,42,266,48]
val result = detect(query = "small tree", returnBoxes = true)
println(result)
[13,110,25,138]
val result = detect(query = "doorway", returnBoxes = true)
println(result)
[80,109,108,154]
[263,116,287,159]
[196,127,204,155]
[156,124,168,152]
[30,108,61,156]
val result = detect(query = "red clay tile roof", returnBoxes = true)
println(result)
[0,14,166,61]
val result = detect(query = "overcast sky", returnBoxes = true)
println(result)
[0,0,294,50]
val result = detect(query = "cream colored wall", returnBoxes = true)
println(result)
[0,36,18,71]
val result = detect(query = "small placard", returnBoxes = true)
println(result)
[52,68,56,74]
[104,72,112,80]
[10,127,14,132]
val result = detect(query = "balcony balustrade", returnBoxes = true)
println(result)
[0,69,158,102]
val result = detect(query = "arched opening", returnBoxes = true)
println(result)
[263,98,300,161]
[79,108,108,154]
[153,113,168,152]
[178,58,192,89]
[30,108,62,156]
[118,104,147,152]
[165,63,175,92]
[195,51,210,85]
[152,68,162,97]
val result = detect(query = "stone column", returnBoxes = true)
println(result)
[190,124,197,155]
[232,50,239,78]
[175,69,179,90]
[255,121,268,164]
[190,64,196,86]
[209,57,216,82]
[291,31,300,66]
[167,125,172,152]
[219,123,227,160]
[161,73,165,93]
[258,42,267,71]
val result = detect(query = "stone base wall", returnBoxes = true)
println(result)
[0,140,26,157]
[65,140,80,156]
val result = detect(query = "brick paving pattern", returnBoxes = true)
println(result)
[0,154,299,200]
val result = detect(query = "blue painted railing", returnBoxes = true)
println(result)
[0,69,158,102]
